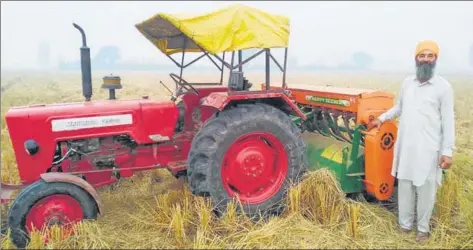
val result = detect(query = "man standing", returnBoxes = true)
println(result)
[368,40,455,243]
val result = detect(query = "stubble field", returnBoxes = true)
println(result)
[1,70,472,249]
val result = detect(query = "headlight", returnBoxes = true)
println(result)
[24,139,39,155]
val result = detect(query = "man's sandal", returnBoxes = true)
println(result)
[399,227,412,233]
[416,231,430,243]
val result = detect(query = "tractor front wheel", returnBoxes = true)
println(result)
[187,103,308,218]
[7,180,99,249]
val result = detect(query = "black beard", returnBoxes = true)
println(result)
[416,60,436,82]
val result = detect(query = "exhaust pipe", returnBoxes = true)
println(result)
[73,23,93,101]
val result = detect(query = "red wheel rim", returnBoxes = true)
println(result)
[25,194,83,236]
[221,132,289,204]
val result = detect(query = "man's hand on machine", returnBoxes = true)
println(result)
[367,118,382,130]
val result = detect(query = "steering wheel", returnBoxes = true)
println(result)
[169,73,199,98]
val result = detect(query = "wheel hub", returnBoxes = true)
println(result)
[222,132,288,204]
[25,194,84,233]
[243,154,264,177]
[46,213,66,227]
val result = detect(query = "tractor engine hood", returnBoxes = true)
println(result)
[4,99,179,183]
[5,99,179,144]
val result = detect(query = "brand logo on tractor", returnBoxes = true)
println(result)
[51,114,133,132]
[305,95,350,107]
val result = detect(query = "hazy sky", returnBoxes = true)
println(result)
[2,1,473,73]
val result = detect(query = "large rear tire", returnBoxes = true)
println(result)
[7,180,99,249]
[187,103,308,218]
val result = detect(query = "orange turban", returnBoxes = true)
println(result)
[415,40,439,58]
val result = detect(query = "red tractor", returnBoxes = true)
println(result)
[2,5,310,248]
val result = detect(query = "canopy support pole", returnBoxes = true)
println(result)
[227,51,235,86]
[179,36,187,84]
[165,54,181,68]
[238,50,243,72]
[265,49,270,90]
[220,52,226,85]
[182,53,206,68]
[203,52,223,71]
[283,48,288,89]
[268,51,284,72]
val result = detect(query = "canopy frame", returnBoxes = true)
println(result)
[163,35,289,90]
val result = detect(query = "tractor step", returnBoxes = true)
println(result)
[167,161,187,176]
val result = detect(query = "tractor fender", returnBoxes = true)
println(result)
[40,172,103,213]
[201,91,307,120]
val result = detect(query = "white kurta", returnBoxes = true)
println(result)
[378,74,455,187]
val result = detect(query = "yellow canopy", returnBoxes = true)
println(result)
[135,4,290,56]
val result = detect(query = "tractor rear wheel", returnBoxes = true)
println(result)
[7,180,99,249]
[187,103,308,218]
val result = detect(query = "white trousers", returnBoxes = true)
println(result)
[397,177,439,233]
